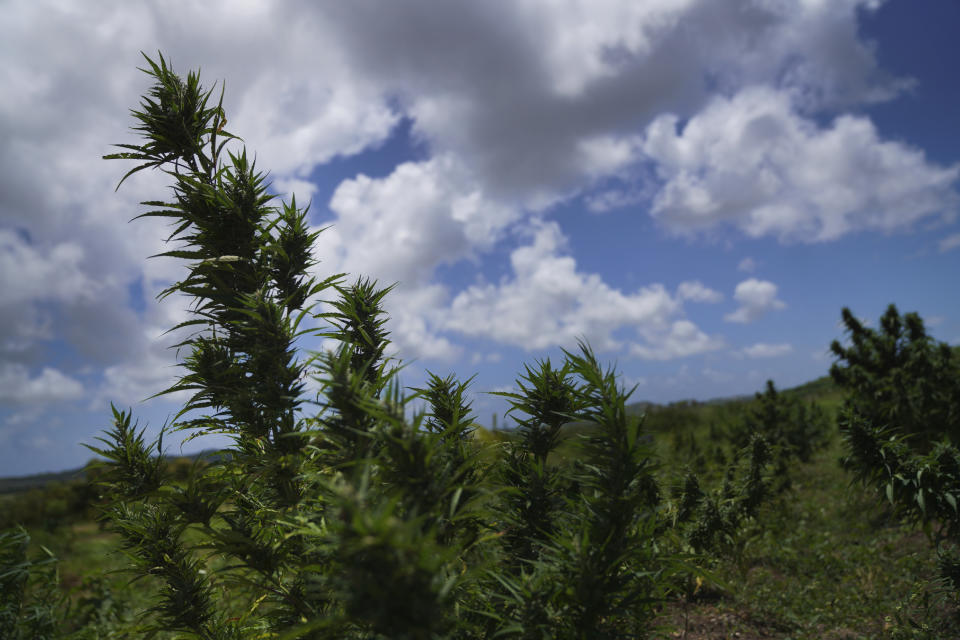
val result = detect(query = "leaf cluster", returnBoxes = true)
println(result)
[0,528,62,640]
[831,304,960,450]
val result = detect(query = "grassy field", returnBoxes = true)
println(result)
[637,378,958,639]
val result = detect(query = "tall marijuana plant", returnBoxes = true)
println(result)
[0,55,784,640]
[831,304,960,450]
[835,305,960,599]
[0,52,791,640]
[72,53,690,639]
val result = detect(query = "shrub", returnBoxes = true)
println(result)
[728,379,830,466]
[2,53,776,638]
[0,527,62,640]
[72,52,690,639]
[831,304,960,450]
[835,305,960,618]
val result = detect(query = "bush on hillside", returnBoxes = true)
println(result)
[831,304,960,451]
[835,305,960,615]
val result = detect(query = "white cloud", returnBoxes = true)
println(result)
[677,280,723,303]
[0,1,404,400]
[313,0,904,203]
[643,87,959,241]
[737,257,757,273]
[0,231,99,306]
[585,187,650,213]
[0,230,149,368]
[312,156,517,362]
[382,284,461,363]
[725,278,786,323]
[443,220,721,360]
[320,156,515,287]
[444,221,669,351]
[576,134,643,179]
[940,233,960,253]
[272,178,320,203]
[96,340,187,409]
[742,343,794,358]
[630,320,724,360]
[0,0,927,383]
[0,364,84,405]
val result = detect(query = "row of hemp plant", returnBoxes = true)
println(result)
[2,53,777,639]
[726,379,831,493]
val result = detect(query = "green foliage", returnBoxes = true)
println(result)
[0,54,786,638]
[70,53,698,639]
[676,434,771,556]
[835,305,960,623]
[0,481,96,533]
[731,380,830,465]
[724,379,831,494]
[842,410,960,544]
[831,304,960,450]
[0,528,62,640]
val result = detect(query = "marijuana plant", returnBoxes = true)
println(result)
[835,305,960,603]
[71,52,688,639]
[724,379,829,493]
[0,51,790,638]
[831,304,960,450]
[0,528,63,640]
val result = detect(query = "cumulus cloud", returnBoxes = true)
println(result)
[445,221,664,350]
[312,156,518,362]
[643,86,959,241]
[725,278,786,323]
[0,364,84,405]
[0,0,929,379]
[737,257,757,273]
[442,220,721,359]
[677,280,723,303]
[742,342,794,358]
[319,156,515,287]
[0,1,402,391]
[444,221,662,351]
[315,0,904,201]
[0,230,148,368]
[630,320,724,360]
[585,186,651,213]
[0,231,98,306]
[380,284,461,363]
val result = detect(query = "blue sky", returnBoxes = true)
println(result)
[1,0,958,476]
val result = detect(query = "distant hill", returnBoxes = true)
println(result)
[0,468,87,495]
[0,449,225,495]
[624,374,839,417]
